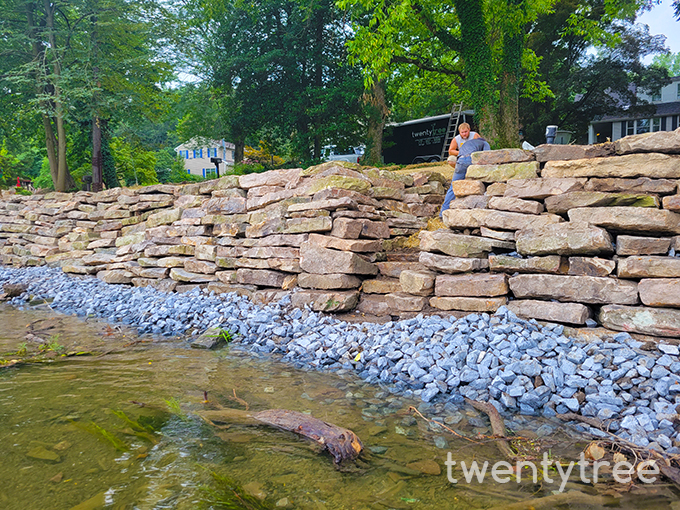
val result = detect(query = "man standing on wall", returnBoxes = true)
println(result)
[440,123,490,216]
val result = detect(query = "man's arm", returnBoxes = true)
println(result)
[473,133,481,140]
[449,138,459,156]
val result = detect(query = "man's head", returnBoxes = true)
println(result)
[458,123,471,139]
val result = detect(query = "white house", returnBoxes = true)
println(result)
[589,76,680,144]
[175,139,236,178]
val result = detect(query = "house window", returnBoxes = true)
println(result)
[637,118,650,134]
[193,149,204,159]
[209,148,217,158]
[626,120,635,136]
[651,92,661,102]
[652,118,661,132]
[677,83,680,100]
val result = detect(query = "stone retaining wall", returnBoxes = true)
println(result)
[2,128,680,338]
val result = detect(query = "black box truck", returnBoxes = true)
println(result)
[382,111,474,165]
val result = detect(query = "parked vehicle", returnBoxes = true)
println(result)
[322,145,364,163]
[382,111,474,165]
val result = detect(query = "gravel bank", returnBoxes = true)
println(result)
[1,265,679,453]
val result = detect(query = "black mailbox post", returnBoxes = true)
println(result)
[210,157,222,178]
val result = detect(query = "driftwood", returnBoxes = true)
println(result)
[197,407,363,465]
[465,398,516,461]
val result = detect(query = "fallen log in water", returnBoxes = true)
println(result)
[197,407,363,465]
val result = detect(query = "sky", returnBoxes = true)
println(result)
[638,0,680,55]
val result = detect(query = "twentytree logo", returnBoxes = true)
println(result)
[445,452,659,493]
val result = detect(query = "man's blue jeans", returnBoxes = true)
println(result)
[440,158,472,217]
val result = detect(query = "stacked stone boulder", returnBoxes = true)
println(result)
[0,162,443,312]
[397,128,680,338]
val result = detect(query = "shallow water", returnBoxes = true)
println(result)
[0,305,677,510]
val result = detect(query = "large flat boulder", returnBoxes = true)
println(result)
[236,268,287,287]
[584,177,678,194]
[488,197,543,215]
[567,257,616,277]
[419,230,514,258]
[615,128,680,155]
[430,296,507,312]
[419,252,489,274]
[507,299,591,325]
[442,209,562,231]
[616,235,671,256]
[471,149,534,165]
[617,256,680,278]
[600,305,680,337]
[465,161,539,182]
[533,143,615,163]
[543,153,680,179]
[568,207,680,235]
[503,178,587,200]
[639,278,680,307]
[489,254,562,274]
[449,180,486,197]
[290,290,360,313]
[544,191,659,214]
[515,222,613,256]
[238,168,302,189]
[299,243,377,275]
[508,274,638,304]
[435,273,508,297]
[400,270,435,296]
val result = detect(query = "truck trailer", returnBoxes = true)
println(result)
[382,110,475,165]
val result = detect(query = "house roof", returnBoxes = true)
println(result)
[175,138,235,151]
[595,101,680,123]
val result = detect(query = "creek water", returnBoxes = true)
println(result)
[0,304,677,510]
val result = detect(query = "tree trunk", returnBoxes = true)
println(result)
[42,115,60,186]
[364,79,389,166]
[92,116,103,191]
[234,138,245,163]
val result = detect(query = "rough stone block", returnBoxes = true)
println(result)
[447,195,489,209]
[503,178,588,200]
[488,197,544,215]
[615,129,680,155]
[430,296,507,312]
[662,195,680,212]
[146,208,181,228]
[569,207,680,235]
[489,254,562,274]
[299,243,377,275]
[600,305,680,338]
[97,270,133,284]
[376,261,426,278]
[568,257,616,277]
[170,268,217,283]
[297,273,361,289]
[466,161,539,182]
[471,149,534,165]
[534,142,617,162]
[238,168,302,189]
[308,233,381,252]
[362,278,402,294]
[236,268,287,287]
[516,222,614,256]
[584,177,678,194]
[400,270,435,296]
[419,252,488,274]
[509,274,638,304]
[543,153,680,179]
[184,258,218,274]
[616,235,671,256]
[384,292,428,312]
[617,256,680,278]
[639,279,680,307]
[443,208,562,232]
[449,180,486,197]
[435,273,508,297]
[545,191,659,214]
[356,294,392,316]
[419,230,514,258]
[290,290,360,313]
[284,216,332,234]
[507,299,591,325]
